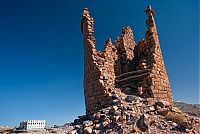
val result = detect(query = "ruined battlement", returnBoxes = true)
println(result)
[81,6,173,115]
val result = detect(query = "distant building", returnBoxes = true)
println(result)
[19,120,45,130]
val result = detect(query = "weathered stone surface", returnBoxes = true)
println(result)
[83,126,92,134]
[156,100,172,108]
[68,130,77,134]
[8,5,200,133]
[59,99,200,134]
[157,108,169,116]
[50,5,200,134]
[81,5,173,115]
[110,106,118,113]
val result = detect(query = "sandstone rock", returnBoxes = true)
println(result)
[113,116,120,123]
[136,103,142,106]
[156,100,171,108]
[172,122,178,127]
[157,108,169,116]
[93,130,100,134]
[83,121,93,127]
[83,127,92,134]
[95,124,100,129]
[149,119,156,126]
[139,97,147,102]
[121,96,126,100]
[93,120,99,124]
[149,106,155,111]
[132,126,141,133]
[110,106,118,113]
[171,106,182,114]
[101,121,109,128]
[185,129,190,133]
[69,130,77,134]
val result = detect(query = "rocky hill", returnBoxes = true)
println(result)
[174,101,200,117]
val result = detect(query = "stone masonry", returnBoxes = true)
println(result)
[81,6,173,115]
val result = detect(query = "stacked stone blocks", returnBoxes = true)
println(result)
[81,6,173,115]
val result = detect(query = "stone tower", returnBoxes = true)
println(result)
[81,6,173,115]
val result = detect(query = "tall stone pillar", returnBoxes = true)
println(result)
[81,8,114,115]
[143,6,173,103]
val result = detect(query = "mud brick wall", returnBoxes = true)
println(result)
[81,6,173,115]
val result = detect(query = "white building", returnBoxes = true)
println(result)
[19,120,45,130]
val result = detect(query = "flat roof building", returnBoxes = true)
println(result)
[19,120,45,131]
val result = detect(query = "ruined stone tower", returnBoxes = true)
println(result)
[81,6,173,115]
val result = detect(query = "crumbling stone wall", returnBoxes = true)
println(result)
[139,6,172,103]
[81,6,173,115]
[81,9,114,114]
[114,27,136,75]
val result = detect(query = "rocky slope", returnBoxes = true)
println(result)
[9,100,199,133]
[56,92,200,134]
[174,101,200,117]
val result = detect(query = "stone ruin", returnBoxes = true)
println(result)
[56,6,200,134]
[81,6,173,115]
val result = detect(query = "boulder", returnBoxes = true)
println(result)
[83,121,93,127]
[156,100,171,108]
[171,107,182,114]
[125,95,139,103]
[110,106,118,113]
[149,106,155,112]
[157,108,169,116]
[69,130,77,134]
[83,127,92,134]
[113,116,120,123]
[101,121,109,128]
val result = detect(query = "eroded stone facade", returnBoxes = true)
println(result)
[81,6,173,115]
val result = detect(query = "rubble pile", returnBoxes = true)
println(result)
[65,91,200,134]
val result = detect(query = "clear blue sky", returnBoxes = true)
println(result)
[0,0,199,127]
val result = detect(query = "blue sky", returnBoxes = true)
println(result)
[0,0,199,127]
